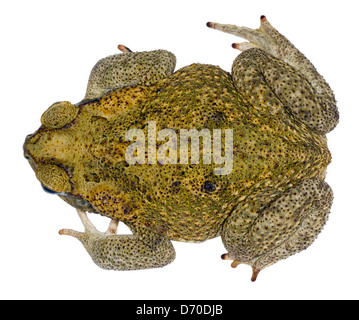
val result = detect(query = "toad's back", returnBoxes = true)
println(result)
[67,63,331,242]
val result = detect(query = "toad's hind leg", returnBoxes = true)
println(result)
[59,209,175,270]
[207,16,339,134]
[221,178,333,281]
[83,47,176,101]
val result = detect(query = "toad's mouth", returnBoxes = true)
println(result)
[24,135,97,213]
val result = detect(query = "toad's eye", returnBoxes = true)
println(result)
[41,184,64,195]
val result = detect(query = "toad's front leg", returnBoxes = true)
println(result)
[59,209,176,270]
[84,47,176,101]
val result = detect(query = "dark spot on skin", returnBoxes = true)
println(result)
[202,181,216,193]
[172,181,181,187]
[171,181,181,194]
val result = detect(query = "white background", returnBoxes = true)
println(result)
[1,0,358,300]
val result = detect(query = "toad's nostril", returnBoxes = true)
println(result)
[23,134,33,157]
[24,133,33,145]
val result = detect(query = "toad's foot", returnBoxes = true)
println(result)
[117,44,132,53]
[221,253,260,282]
[59,209,175,270]
[207,16,289,56]
[207,15,339,134]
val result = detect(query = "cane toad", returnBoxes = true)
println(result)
[23,16,338,281]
